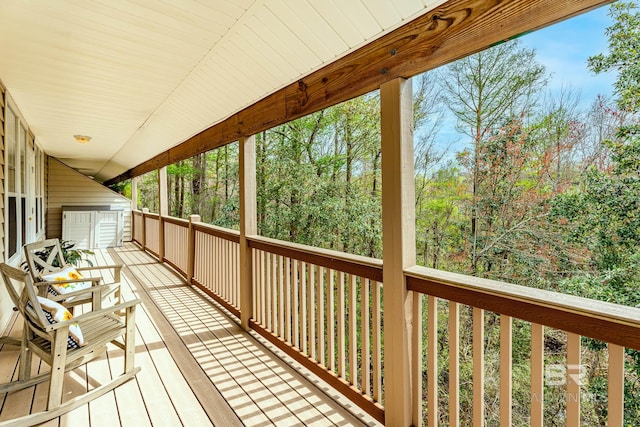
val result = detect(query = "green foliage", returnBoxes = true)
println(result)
[136,11,640,423]
[109,179,131,198]
[255,94,383,257]
[551,125,640,271]
[137,170,159,212]
[588,2,640,112]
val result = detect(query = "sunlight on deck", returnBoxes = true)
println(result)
[1,242,379,426]
[114,244,376,426]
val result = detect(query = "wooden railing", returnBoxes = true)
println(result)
[192,224,241,316]
[405,265,640,427]
[143,213,160,257]
[247,235,384,421]
[132,210,143,245]
[162,217,190,276]
[133,209,640,426]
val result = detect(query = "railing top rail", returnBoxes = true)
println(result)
[193,222,240,243]
[248,235,383,282]
[144,212,160,219]
[163,216,190,226]
[406,265,640,350]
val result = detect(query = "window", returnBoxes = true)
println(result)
[5,106,18,259]
[35,146,44,235]
[4,98,43,261]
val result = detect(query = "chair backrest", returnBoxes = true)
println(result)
[0,263,49,331]
[23,239,67,279]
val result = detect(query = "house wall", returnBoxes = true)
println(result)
[46,158,132,243]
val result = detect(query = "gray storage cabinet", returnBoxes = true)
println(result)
[62,206,124,249]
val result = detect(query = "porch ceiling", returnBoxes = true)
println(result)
[0,0,445,182]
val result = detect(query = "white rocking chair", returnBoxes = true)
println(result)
[23,238,123,311]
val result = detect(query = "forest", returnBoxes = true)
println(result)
[121,3,640,425]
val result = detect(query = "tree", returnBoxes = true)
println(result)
[587,2,640,112]
[559,0,640,271]
[549,4,640,423]
[439,40,548,274]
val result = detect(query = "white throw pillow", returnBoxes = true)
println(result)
[27,296,86,348]
[40,265,91,296]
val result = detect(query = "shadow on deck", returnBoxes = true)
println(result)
[0,243,379,426]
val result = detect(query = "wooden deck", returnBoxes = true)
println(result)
[0,243,380,426]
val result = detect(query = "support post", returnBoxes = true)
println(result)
[381,77,416,426]
[187,214,201,285]
[239,135,257,331]
[158,166,169,261]
[131,176,139,244]
[131,176,139,210]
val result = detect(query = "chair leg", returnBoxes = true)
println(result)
[18,327,32,382]
[92,287,102,311]
[124,305,136,373]
[47,329,69,410]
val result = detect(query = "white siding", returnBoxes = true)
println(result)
[47,157,132,242]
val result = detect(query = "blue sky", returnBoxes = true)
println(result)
[520,4,615,108]
[427,4,617,155]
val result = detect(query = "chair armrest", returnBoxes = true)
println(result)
[35,277,102,287]
[76,264,122,272]
[44,299,141,331]
[77,264,123,283]
[42,282,113,302]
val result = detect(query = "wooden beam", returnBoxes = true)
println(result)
[104,0,610,185]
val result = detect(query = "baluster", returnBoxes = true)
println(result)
[608,343,624,426]
[317,265,325,366]
[372,280,381,402]
[449,301,460,427]
[285,256,292,344]
[500,315,513,426]
[473,307,485,426]
[412,292,422,426]
[566,332,581,426]
[327,269,336,373]
[278,255,285,338]
[308,262,315,360]
[338,271,346,379]
[292,259,300,349]
[361,278,371,396]
[427,295,438,427]
[531,323,544,427]
[300,261,308,355]
[349,274,358,388]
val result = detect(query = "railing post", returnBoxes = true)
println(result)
[158,166,169,261]
[239,135,257,331]
[187,214,201,285]
[381,77,416,426]
[142,208,149,251]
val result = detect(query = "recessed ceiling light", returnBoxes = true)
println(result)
[74,135,91,144]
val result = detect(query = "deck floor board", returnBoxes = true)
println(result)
[0,242,379,426]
